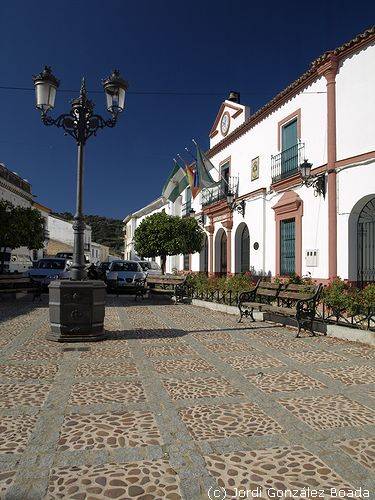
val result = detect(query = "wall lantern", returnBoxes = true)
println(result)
[189,208,205,227]
[226,190,245,217]
[299,159,326,198]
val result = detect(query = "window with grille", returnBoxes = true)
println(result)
[280,218,295,275]
[183,254,190,271]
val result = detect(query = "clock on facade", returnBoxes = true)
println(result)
[220,112,230,136]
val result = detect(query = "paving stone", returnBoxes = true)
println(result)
[0,296,374,499]
[179,402,284,440]
[335,436,375,471]
[68,381,147,405]
[0,383,51,409]
[279,394,375,429]
[58,410,162,450]
[0,414,37,454]
[319,365,375,385]
[162,376,245,400]
[46,459,182,499]
[244,370,327,393]
[204,445,355,497]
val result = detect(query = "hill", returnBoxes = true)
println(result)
[53,212,123,255]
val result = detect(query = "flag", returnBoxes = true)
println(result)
[185,164,200,199]
[195,142,216,188]
[162,161,189,203]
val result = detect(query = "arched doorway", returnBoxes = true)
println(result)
[357,196,375,285]
[200,234,208,273]
[214,228,227,275]
[235,223,250,273]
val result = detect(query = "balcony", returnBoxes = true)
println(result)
[182,200,192,217]
[201,176,239,207]
[271,142,305,184]
[44,229,50,240]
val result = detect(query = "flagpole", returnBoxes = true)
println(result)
[191,139,230,188]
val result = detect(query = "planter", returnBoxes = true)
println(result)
[192,299,375,347]
[192,299,264,320]
[326,324,375,346]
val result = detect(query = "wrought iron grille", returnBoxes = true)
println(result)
[271,142,304,183]
[280,219,295,275]
[201,176,239,207]
[182,200,192,216]
[357,197,375,285]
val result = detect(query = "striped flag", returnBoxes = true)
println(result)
[195,142,216,188]
[162,160,189,203]
[185,164,200,198]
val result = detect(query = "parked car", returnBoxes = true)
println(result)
[55,252,90,267]
[97,261,111,280]
[138,260,162,275]
[28,258,70,288]
[106,260,146,292]
[1,252,33,274]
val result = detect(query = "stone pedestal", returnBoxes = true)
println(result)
[48,280,106,342]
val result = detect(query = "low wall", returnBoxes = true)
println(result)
[192,299,374,347]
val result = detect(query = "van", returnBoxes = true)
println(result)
[5,252,33,273]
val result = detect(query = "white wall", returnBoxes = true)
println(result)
[336,42,375,161]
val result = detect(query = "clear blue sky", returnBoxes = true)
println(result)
[0,1,373,219]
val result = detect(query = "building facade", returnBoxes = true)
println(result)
[47,214,92,262]
[91,242,110,264]
[124,27,375,283]
[0,163,35,264]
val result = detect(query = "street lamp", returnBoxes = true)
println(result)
[299,159,326,197]
[226,191,245,217]
[33,66,128,342]
[189,208,205,227]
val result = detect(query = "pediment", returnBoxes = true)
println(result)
[209,100,250,147]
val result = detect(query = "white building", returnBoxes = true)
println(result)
[91,242,110,264]
[32,201,51,261]
[0,163,35,264]
[125,27,375,284]
[47,214,92,262]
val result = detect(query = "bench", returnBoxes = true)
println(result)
[238,280,281,322]
[0,275,42,301]
[238,281,322,337]
[144,275,187,304]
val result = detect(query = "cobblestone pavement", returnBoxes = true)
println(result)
[0,296,374,499]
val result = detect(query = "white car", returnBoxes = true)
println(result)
[138,260,162,276]
[28,258,70,288]
[106,260,146,291]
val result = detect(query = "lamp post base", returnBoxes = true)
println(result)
[47,280,106,342]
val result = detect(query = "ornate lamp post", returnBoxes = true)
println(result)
[33,66,128,342]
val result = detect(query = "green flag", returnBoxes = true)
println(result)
[195,142,216,188]
[162,160,189,203]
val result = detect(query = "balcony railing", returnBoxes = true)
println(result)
[182,200,192,217]
[201,176,239,207]
[271,142,305,184]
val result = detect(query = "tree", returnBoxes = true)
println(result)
[0,201,45,273]
[133,211,204,274]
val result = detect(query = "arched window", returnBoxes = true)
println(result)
[357,197,375,285]
[220,231,227,274]
[240,225,250,273]
[200,234,208,273]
